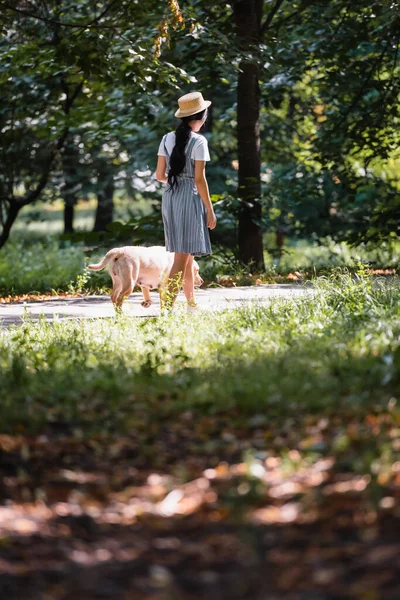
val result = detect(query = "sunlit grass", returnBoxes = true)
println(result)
[1,273,399,432]
[272,237,400,272]
[0,238,89,295]
[11,196,154,237]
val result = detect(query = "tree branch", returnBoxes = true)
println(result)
[21,126,70,207]
[268,8,302,33]
[18,79,83,207]
[260,0,286,37]
[340,45,388,125]
[66,80,84,112]
[2,0,122,29]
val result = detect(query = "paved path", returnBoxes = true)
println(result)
[0,284,309,327]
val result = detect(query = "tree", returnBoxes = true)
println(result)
[61,137,83,233]
[258,0,400,245]
[93,157,115,232]
[0,0,185,248]
[232,0,264,269]
[1,0,399,253]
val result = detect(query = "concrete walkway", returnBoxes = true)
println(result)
[0,284,309,327]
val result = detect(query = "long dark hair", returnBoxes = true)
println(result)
[167,108,207,191]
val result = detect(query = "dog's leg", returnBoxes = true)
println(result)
[116,280,133,310]
[141,286,152,308]
[115,257,138,311]
[111,273,123,308]
[116,285,133,310]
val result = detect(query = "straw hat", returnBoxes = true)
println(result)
[174,91,211,118]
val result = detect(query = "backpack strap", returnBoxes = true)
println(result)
[163,134,169,158]
[186,134,198,158]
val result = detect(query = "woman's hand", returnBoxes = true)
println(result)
[207,208,217,230]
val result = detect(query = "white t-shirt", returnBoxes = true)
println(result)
[157,132,210,162]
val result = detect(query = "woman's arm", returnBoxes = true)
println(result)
[194,160,216,230]
[156,155,168,183]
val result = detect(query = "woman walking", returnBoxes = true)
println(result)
[156,91,217,310]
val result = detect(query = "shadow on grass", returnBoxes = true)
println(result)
[0,324,398,430]
[1,320,400,598]
[0,491,399,600]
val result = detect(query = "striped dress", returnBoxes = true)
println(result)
[159,133,212,257]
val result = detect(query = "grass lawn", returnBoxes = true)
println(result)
[0,273,400,598]
[12,196,153,237]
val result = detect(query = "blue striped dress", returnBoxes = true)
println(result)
[159,133,212,257]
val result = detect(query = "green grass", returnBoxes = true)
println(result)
[2,271,400,593]
[271,237,400,272]
[1,272,399,434]
[1,241,399,598]
[0,237,90,295]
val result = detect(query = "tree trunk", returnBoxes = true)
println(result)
[234,0,265,270]
[62,140,80,234]
[93,171,114,232]
[64,201,74,234]
[0,202,21,249]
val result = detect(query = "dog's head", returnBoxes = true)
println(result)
[193,260,204,287]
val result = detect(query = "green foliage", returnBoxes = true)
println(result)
[0,238,86,294]
[257,0,400,243]
[0,0,191,244]
[101,209,165,246]
[270,238,400,273]
[1,0,399,249]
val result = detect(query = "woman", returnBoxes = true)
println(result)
[156,91,217,310]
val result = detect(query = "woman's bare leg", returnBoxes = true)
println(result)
[183,255,196,306]
[161,252,190,310]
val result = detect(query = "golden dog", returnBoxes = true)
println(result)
[88,245,203,310]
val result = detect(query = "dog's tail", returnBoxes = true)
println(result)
[88,249,122,271]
